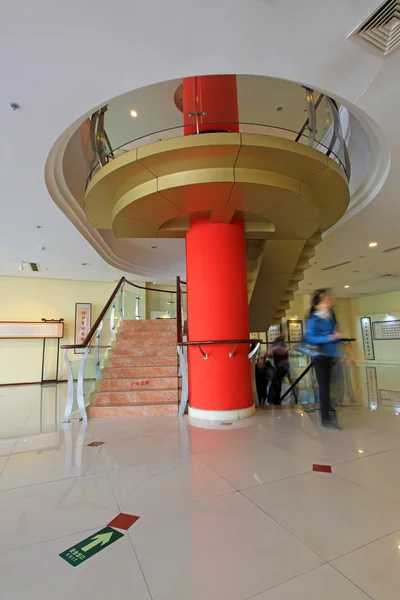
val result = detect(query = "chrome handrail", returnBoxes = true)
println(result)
[177,339,261,416]
[86,109,350,185]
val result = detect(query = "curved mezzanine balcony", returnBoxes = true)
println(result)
[49,75,352,328]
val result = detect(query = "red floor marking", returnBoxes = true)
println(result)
[220,422,233,426]
[313,464,332,473]
[108,513,140,530]
[87,441,105,447]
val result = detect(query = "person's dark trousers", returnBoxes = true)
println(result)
[256,382,267,405]
[314,357,334,422]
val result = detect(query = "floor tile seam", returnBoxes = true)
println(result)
[7,440,100,458]
[237,467,313,493]
[94,462,154,599]
[106,459,238,508]
[88,429,182,446]
[328,561,376,600]
[242,563,328,600]
[100,447,192,474]
[332,471,400,507]
[0,524,108,556]
[0,455,11,476]
[237,489,328,564]
[330,443,400,468]
[327,526,400,563]
[189,435,293,458]
[185,438,259,455]
[0,467,108,495]
[192,451,245,491]
[126,531,154,600]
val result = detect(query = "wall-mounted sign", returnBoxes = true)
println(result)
[366,366,378,410]
[373,320,400,340]
[380,389,400,408]
[74,303,92,354]
[361,317,375,360]
[267,325,282,344]
[0,321,64,339]
[287,320,303,343]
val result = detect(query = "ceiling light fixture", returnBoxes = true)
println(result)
[38,246,46,251]
[130,110,138,118]
[368,242,378,248]
[345,285,350,288]
[151,246,157,249]
[82,262,90,266]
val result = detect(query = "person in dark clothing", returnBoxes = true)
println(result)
[255,355,267,406]
[304,289,343,430]
[271,336,298,403]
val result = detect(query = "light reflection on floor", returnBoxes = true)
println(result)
[0,370,400,599]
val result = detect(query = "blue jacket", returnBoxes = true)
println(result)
[304,312,340,357]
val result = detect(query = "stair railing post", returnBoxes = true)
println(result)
[110,299,116,341]
[77,347,90,423]
[94,320,104,380]
[62,348,74,423]
[178,345,189,417]
[119,281,125,321]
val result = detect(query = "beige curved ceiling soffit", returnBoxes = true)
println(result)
[45,117,176,279]
[85,133,349,329]
[86,133,349,243]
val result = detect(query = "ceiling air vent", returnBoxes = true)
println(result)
[322,261,351,271]
[350,0,400,56]
[29,262,40,272]
[382,244,400,253]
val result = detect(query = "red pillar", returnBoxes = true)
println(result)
[183,75,239,135]
[186,216,253,416]
[183,75,253,419]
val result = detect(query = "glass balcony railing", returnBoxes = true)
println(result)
[82,75,351,185]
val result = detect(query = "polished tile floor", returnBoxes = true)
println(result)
[1,380,400,599]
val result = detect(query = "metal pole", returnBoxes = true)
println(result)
[62,349,74,423]
[95,320,104,380]
[77,347,89,423]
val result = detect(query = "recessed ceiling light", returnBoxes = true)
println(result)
[344,285,350,288]
[276,106,283,112]
[36,225,42,229]
[38,246,46,251]
[151,246,157,249]
[82,262,90,266]
[368,242,378,247]
[130,110,138,118]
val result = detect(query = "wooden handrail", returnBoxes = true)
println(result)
[61,277,183,350]
[61,277,126,349]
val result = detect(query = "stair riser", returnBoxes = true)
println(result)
[99,377,177,392]
[111,347,177,357]
[103,366,177,379]
[120,320,176,332]
[115,337,176,348]
[93,390,178,406]
[88,405,178,418]
[107,356,178,367]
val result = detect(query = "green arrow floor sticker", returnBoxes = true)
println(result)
[60,527,124,567]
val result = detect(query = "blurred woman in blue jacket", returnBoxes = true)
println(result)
[305,289,343,430]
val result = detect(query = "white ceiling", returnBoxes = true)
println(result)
[1,0,400,295]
